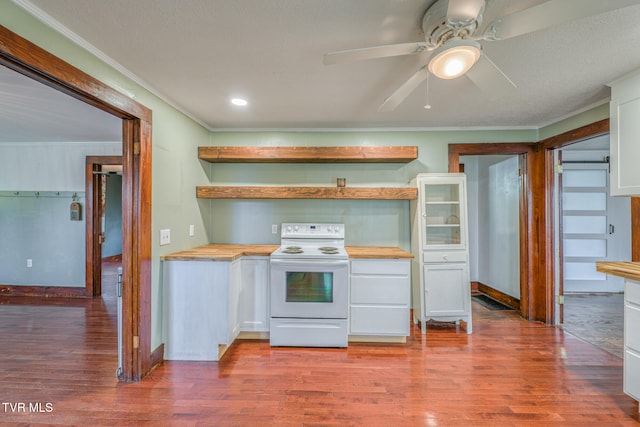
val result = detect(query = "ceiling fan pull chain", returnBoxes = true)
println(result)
[424,71,432,110]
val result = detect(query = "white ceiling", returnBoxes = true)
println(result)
[0,65,121,142]
[6,0,640,138]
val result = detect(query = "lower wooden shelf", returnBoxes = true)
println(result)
[196,186,417,200]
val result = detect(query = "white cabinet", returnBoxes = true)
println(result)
[162,256,269,361]
[239,257,270,332]
[163,259,240,361]
[349,259,410,337]
[410,173,472,334]
[609,69,640,196]
[624,279,640,401]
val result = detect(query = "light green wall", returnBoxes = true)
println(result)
[538,103,609,141]
[1,1,212,349]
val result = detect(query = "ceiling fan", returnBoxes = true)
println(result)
[323,0,640,111]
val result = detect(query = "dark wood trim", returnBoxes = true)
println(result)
[449,142,535,320]
[198,146,418,163]
[537,118,612,325]
[0,285,86,298]
[470,281,479,293]
[86,156,122,297]
[150,344,165,371]
[476,282,520,310]
[556,151,564,324]
[0,25,152,382]
[539,119,609,150]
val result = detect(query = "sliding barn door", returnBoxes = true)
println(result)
[561,163,630,293]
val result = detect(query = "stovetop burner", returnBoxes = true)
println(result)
[282,246,303,254]
[319,246,339,254]
[271,223,348,260]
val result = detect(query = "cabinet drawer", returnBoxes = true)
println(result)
[351,259,410,275]
[351,276,409,305]
[626,303,640,351]
[422,251,467,263]
[350,306,410,336]
[625,349,640,401]
[626,280,640,306]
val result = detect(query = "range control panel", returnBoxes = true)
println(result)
[281,223,345,239]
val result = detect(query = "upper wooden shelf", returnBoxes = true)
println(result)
[197,186,417,200]
[198,146,418,163]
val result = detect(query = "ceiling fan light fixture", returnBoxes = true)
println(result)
[428,40,481,79]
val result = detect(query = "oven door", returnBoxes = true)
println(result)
[270,258,348,319]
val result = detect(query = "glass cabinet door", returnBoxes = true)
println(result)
[423,183,461,246]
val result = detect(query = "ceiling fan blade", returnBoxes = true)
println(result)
[323,42,430,65]
[446,0,485,23]
[465,54,516,98]
[485,0,640,41]
[378,67,429,112]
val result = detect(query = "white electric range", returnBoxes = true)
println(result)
[270,223,349,347]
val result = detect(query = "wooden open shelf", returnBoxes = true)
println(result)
[196,186,417,200]
[198,146,418,163]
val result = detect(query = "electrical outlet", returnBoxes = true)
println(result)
[27,259,32,268]
[272,224,278,234]
[189,224,195,237]
[160,229,171,246]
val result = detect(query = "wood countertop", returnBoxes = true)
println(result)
[161,244,413,261]
[596,262,640,281]
[346,246,413,259]
[161,244,279,261]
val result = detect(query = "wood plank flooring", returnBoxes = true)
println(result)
[562,293,624,359]
[0,265,638,425]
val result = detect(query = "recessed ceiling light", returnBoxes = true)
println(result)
[230,98,248,106]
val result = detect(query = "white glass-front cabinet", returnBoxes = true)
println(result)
[410,173,472,334]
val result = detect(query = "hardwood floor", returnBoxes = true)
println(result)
[561,293,624,359]
[0,271,638,425]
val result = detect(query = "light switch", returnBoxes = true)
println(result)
[160,229,171,245]
[189,224,195,236]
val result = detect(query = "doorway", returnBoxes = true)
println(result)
[86,156,123,297]
[0,25,153,381]
[554,135,631,357]
[461,154,522,308]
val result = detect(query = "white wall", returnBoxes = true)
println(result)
[463,155,521,298]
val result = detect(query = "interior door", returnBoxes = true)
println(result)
[561,163,630,293]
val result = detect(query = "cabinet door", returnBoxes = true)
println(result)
[423,263,468,317]
[228,260,242,341]
[240,258,270,332]
[610,71,640,196]
[417,176,468,251]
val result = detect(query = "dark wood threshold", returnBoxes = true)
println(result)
[0,284,87,298]
[476,282,520,311]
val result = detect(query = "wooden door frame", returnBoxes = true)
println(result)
[86,156,123,297]
[448,143,536,320]
[0,25,152,382]
[449,119,629,324]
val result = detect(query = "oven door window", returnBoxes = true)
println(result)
[285,272,333,303]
